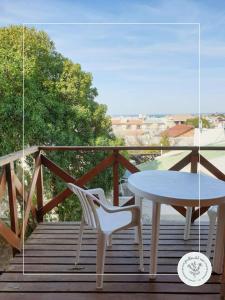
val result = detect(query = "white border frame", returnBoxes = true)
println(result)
[22,22,201,277]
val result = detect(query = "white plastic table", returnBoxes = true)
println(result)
[128,170,225,277]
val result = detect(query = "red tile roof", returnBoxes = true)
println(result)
[161,124,194,138]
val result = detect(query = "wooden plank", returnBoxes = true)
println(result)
[38,189,72,218]
[2,263,200,273]
[29,232,208,239]
[76,154,114,186]
[0,281,220,293]
[199,154,225,181]
[36,153,44,222]
[0,272,221,283]
[14,174,36,220]
[22,154,41,236]
[0,294,220,300]
[191,206,210,222]
[41,154,77,183]
[169,152,191,171]
[117,153,140,173]
[121,196,135,206]
[0,167,6,201]
[190,150,199,221]
[0,146,39,167]
[0,220,20,250]
[36,225,208,230]
[24,243,205,251]
[18,248,211,257]
[12,256,181,265]
[171,206,186,217]
[190,150,199,173]
[6,162,19,236]
[33,228,209,234]
[26,239,208,247]
[14,174,27,200]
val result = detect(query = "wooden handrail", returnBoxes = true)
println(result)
[0,146,39,167]
[39,145,225,151]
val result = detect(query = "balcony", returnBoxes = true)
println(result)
[0,145,225,299]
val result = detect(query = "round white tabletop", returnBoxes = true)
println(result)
[128,170,225,207]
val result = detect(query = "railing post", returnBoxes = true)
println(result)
[36,152,44,222]
[6,162,19,254]
[190,149,199,223]
[190,149,199,173]
[113,150,119,206]
[0,167,6,200]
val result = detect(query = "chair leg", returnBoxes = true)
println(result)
[96,231,107,289]
[137,223,144,272]
[107,234,112,247]
[206,212,217,258]
[134,196,142,243]
[184,207,192,240]
[75,216,85,266]
[150,202,161,279]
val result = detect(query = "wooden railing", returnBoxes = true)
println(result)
[1,145,225,253]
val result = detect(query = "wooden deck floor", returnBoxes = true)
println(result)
[0,221,222,300]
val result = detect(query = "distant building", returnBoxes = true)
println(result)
[161,124,195,146]
[194,128,225,146]
[167,114,194,126]
[214,116,225,129]
[112,118,143,130]
[111,116,167,145]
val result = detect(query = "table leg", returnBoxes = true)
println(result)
[150,202,161,279]
[213,203,225,273]
[184,207,192,240]
[134,196,142,243]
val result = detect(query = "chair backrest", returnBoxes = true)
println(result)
[67,183,99,229]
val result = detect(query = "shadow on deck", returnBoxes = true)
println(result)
[0,221,221,300]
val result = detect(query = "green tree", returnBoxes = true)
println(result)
[160,133,170,147]
[0,25,123,221]
[185,117,211,128]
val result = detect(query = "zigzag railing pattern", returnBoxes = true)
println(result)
[0,145,225,253]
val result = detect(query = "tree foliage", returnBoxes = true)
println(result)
[0,25,123,221]
[185,117,211,128]
[160,133,170,147]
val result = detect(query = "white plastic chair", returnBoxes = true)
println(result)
[67,183,144,289]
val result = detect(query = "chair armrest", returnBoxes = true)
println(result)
[100,204,141,224]
[85,188,141,225]
[87,188,112,207]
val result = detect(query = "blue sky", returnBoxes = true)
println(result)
[0,0,225,115]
